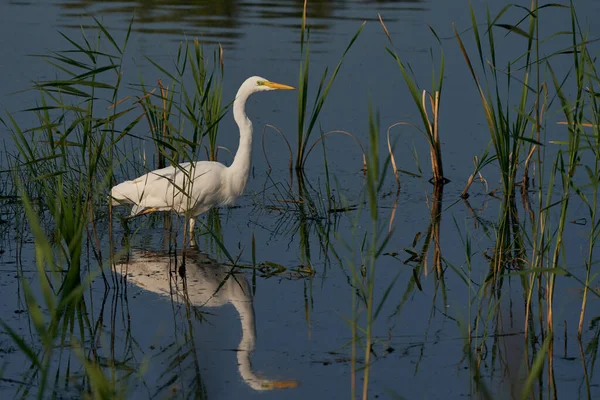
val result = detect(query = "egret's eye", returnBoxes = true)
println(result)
[256,80,266,86]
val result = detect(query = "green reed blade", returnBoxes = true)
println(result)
[93,17,122,55]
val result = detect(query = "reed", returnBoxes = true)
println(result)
[138,38,226,166]
[295,0,364,170]
[544,1,597,343]
[337,104,399,400]
[2,19,141,398]
[379,16,447,186]
[454,2,541,197]
[2,2,600,399]
[131,36,227,245]
[449,2,600,398]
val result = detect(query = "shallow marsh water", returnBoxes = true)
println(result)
[1,1,600,399]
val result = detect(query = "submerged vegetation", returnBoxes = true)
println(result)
[0,0,599,399]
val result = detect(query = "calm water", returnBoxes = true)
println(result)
[1,1,599,399]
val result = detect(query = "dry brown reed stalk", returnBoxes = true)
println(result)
[461,197,491,231]
[579,262,590,338]
[262,125,367,192]
[89,208,108,284]
[134,88,156,104]
[522,146,536,187]
[556,121,597,127]
[108,95,132,110]
[461,158,478,199]
[388,190,400,233]
[386,122,423,187]
[204,145,234,162]
[423,90,445,185]
[430,183,443,276]
[218,43,224,72]
[520,183,535,224]
[393,185,446,279]
[158,79,170,168]
[523,84,548,188]
[548,336,557,396]
[303,130,367,171]
[461,156,490,198]
[380,14,446,186]
[216,146,233,160]
[578,338,592,399]
[261,124,293,171]
[387,123,403,186]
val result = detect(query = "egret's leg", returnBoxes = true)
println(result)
[189,218,196,247]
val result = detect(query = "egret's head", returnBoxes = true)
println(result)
[246,76,296,93]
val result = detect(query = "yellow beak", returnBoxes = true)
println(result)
[265,81,296,90]
[264,380,300,389]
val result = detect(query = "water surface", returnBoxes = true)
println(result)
[1,1,599,399]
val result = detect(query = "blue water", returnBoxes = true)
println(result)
[1,1,599,399]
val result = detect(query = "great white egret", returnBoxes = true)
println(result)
[116,248,299,391]
[110,76,295,241]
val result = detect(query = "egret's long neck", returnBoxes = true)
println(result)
[232,286,292,391]
[229,87,253,194]
[231,287,267,390]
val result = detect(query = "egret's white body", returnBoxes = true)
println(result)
[116,248,298,390]
[110,76,294,239]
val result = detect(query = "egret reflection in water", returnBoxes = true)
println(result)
[116,248,299,392]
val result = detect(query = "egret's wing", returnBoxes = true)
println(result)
[111,161,226,213]
[110,162,192,207]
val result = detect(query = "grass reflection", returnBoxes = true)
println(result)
[57,0,426,45]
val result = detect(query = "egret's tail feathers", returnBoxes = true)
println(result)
[110,195,130,206]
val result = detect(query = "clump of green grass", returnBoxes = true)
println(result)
[450,3,600,399]
[379,15,447,186]
[6,17,140,282]
[452,1,550,301]
[454,2,543,197]
[139,38,226,170]
[1,18,140,398]
[294,0,364,170]
[542,0,600,343]
[1,16,232,397]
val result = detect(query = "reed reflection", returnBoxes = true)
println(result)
[117,247,298,393]
[58,0,425,44]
